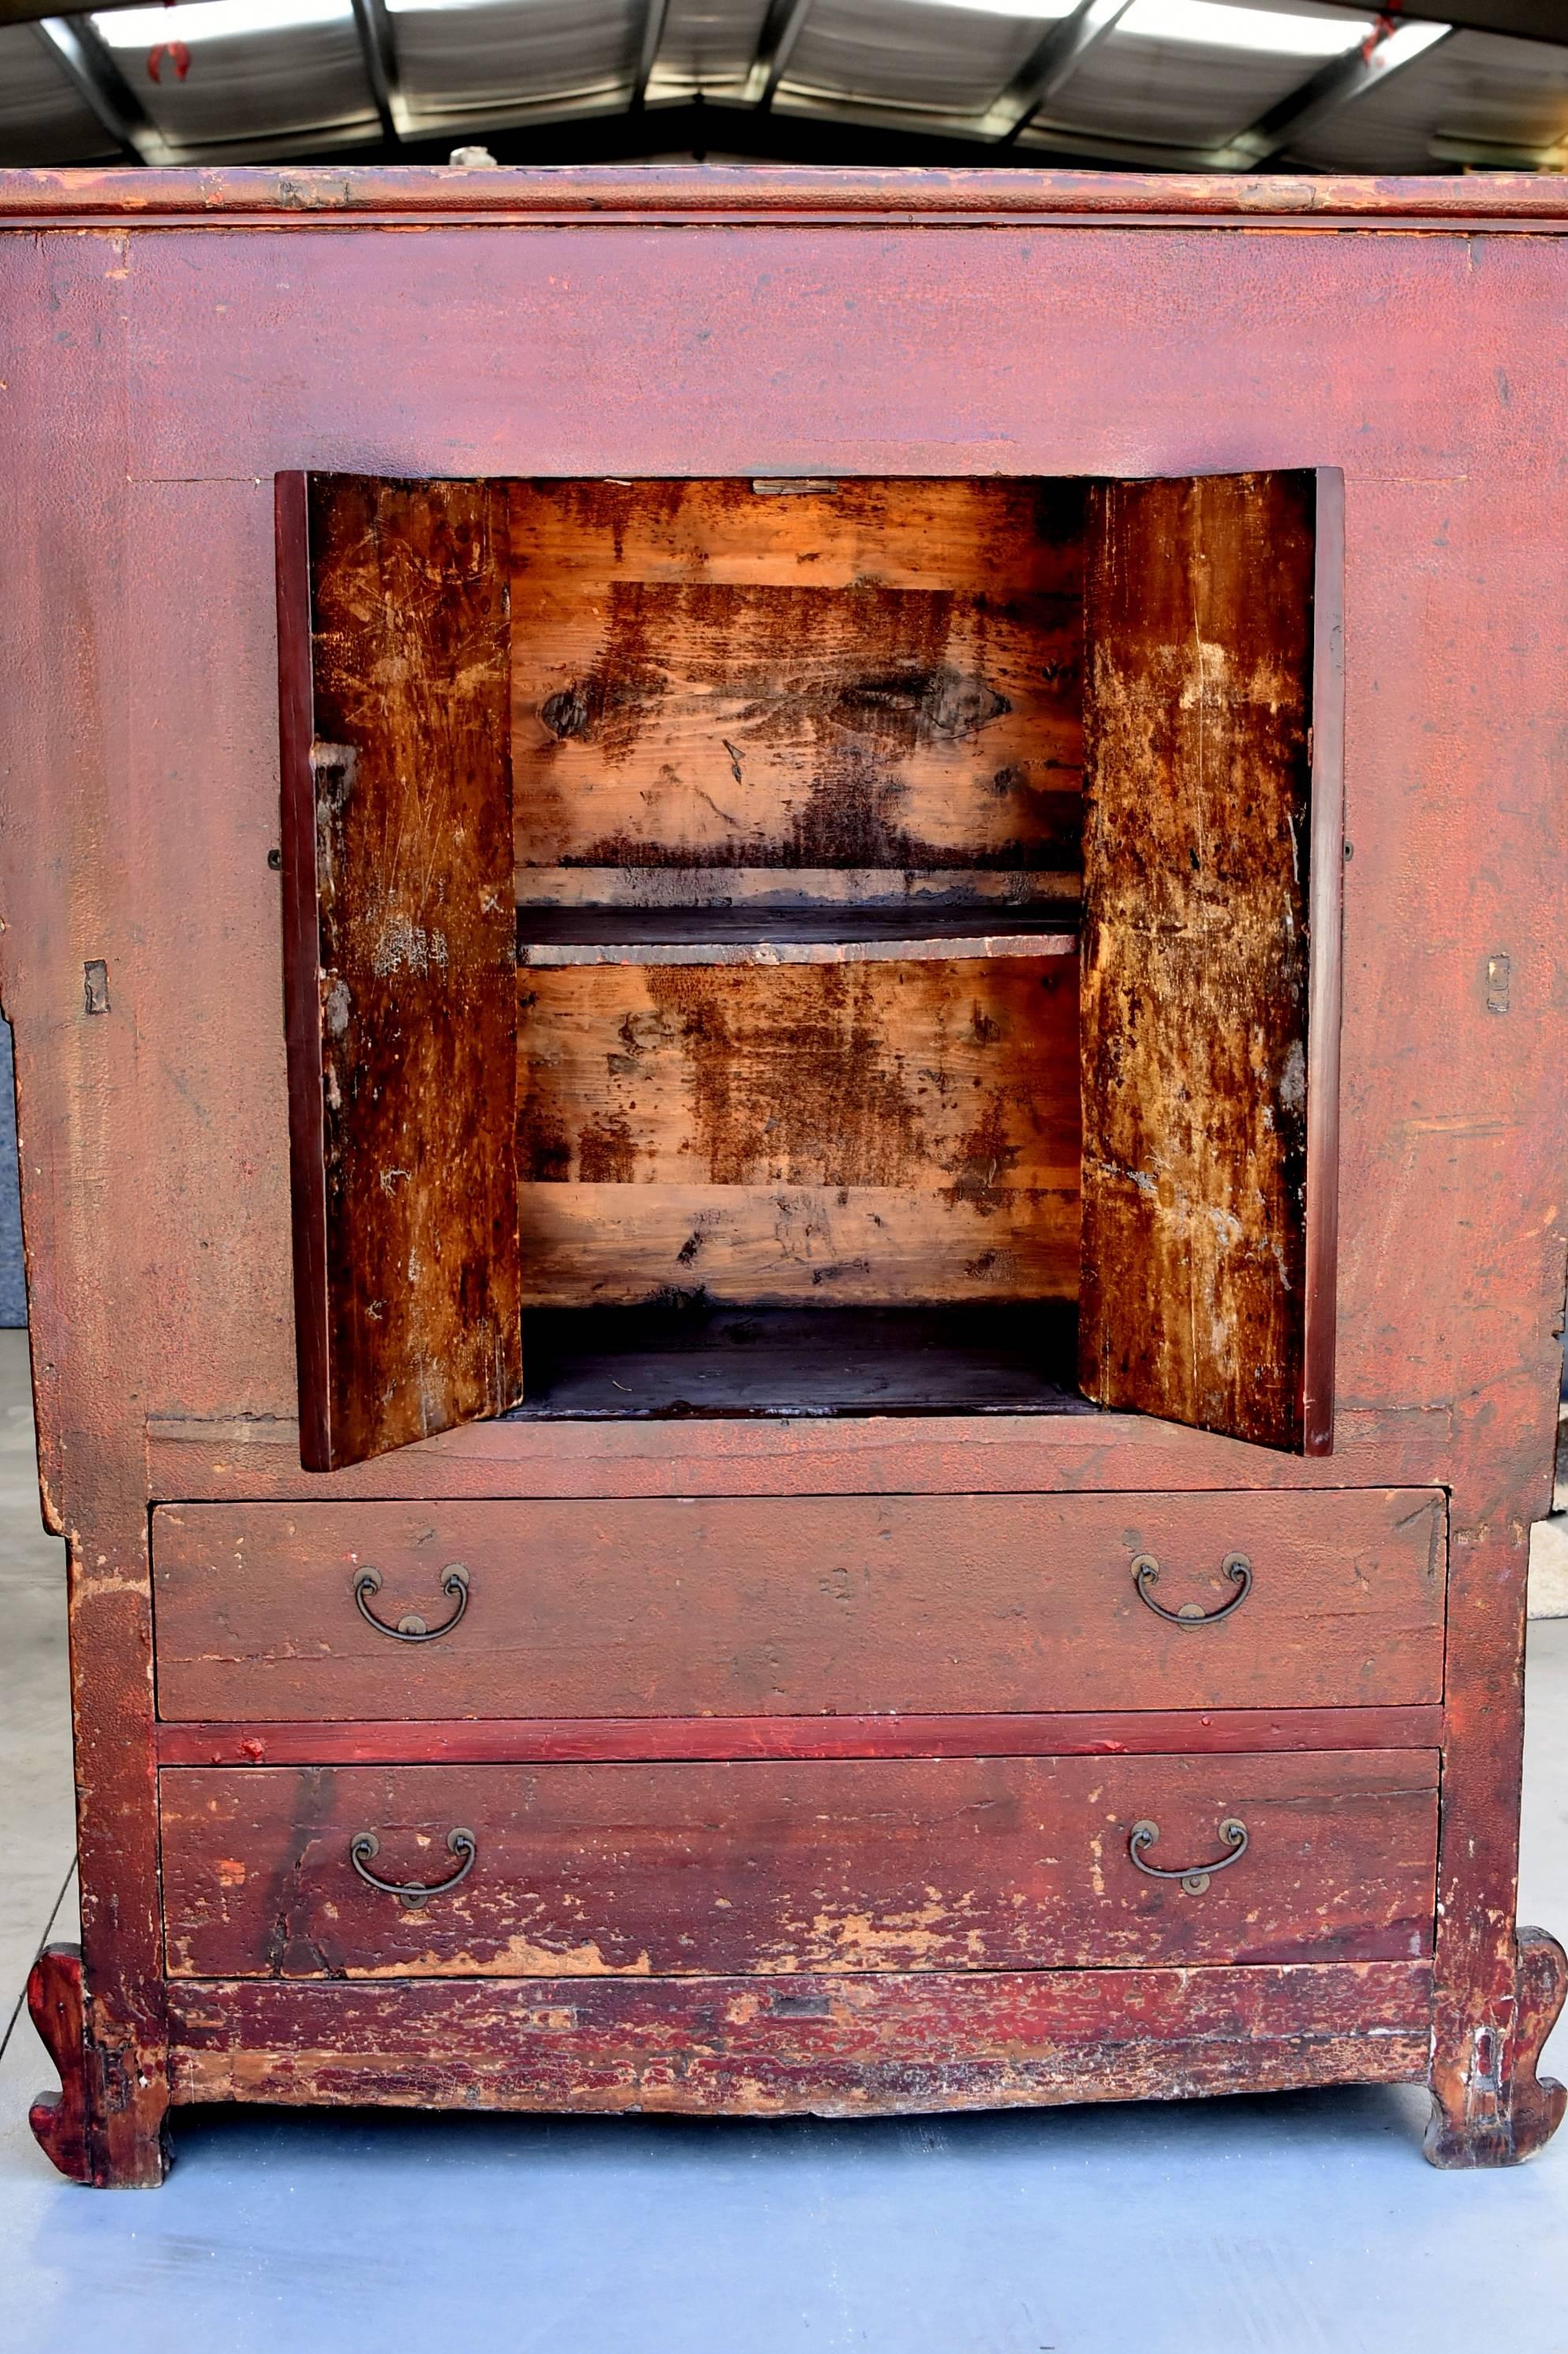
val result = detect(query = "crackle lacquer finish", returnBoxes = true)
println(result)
[2,167,1566,2182]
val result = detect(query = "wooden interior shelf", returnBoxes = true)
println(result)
[516,907,1083,967]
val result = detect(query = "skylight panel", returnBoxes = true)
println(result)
[1116,0,1376,55]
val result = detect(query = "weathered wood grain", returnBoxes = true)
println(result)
[1303,468,1346,1455]
[1078,469,1320,1455]
[25,1947,94,2188]
[517,954,1078,1310]
[518,1183,1081,1307]
[511,477,1087,591]
[159,1751,1439,1979]
[518,951,1081,1304]
[519,955,1078,1188]
[150,1489,1447,1724]
[510,477,1084,875]
[1426,1926,1568,2166]
[280,473,521,1472]
[165,1961,1435,2117]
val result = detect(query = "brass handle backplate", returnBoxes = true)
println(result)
[349,1827,477,1909]
[1128,1816,1249,1897]
[353,1562,469,1642]
[1132,1552,1252,1627]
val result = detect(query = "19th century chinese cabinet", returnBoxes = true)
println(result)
[3,167,1566,2186]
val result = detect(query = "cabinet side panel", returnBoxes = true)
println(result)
[1079,469,1316,1452]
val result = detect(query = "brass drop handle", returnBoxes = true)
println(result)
[1132,1551,1252,1627]
[353,1562,469,1642]
[349,1827,476,1909]
[1128,1815,1249,1896]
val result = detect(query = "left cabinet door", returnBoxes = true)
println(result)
[276,473,521,1471]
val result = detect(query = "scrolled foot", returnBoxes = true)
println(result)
[24,1943,167,2187]
[1425,1926,1568,2168]
[26,1944,92,2184]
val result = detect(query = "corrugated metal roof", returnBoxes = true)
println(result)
[0,0,1565,172]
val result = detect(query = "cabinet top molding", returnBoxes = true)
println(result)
[3,166,1568,233]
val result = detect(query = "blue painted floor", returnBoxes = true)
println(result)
[2,1321,1566,2352]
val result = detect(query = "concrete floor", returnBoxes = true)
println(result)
[2,1326,1568,2352]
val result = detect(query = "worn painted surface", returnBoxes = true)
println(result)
[1078,471,1319,1455]
[155,1706,1447,1767]
[164,1959,1435,2115]
[158,1751,1439,1980]
[281,473,521,1471]
[149,1490,1447,1723]
[2,171,1566,2176]
[6,165,1568,222]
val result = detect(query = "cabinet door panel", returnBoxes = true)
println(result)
[1079,468,1342,1453]
[277,473,521,1471]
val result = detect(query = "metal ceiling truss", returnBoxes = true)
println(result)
[31,14,173,162]
[632,0,672,110]
[981,0,1134,146]
[348,0,401,146]
[1207,20,1458,169]
[748,0,816,112]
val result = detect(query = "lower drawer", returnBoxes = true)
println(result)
[159,1750,1439,1980]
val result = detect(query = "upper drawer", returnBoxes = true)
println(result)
[151,1489,1446,1724]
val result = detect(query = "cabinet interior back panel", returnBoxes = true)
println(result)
[509,477,1085,884]
[517,955,1081,1306]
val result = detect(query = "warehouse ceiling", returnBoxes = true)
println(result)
[1,0,1566,173]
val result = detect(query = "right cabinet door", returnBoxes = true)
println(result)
[1078,467,1344,1455]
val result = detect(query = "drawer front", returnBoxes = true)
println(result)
[151,1490,1447,1724]
[159,1751,1439,1979]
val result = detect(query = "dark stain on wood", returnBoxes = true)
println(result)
[514,956,1081,1306]
[279,473,521,1470]
[517,1186,1081,1310]
[518,958,1079,1195]
[510,479,1085,877]
[643,962,928,1189]
[1077,470,1318,1454]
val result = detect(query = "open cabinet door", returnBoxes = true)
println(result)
[1078,469,1343,1455]
[277,473,521,1472]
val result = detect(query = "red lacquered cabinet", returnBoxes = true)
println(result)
[2,165,1565,2184]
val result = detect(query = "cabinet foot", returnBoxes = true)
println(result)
[1425,1927,1568,2168]
[25,1945,168,2188]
